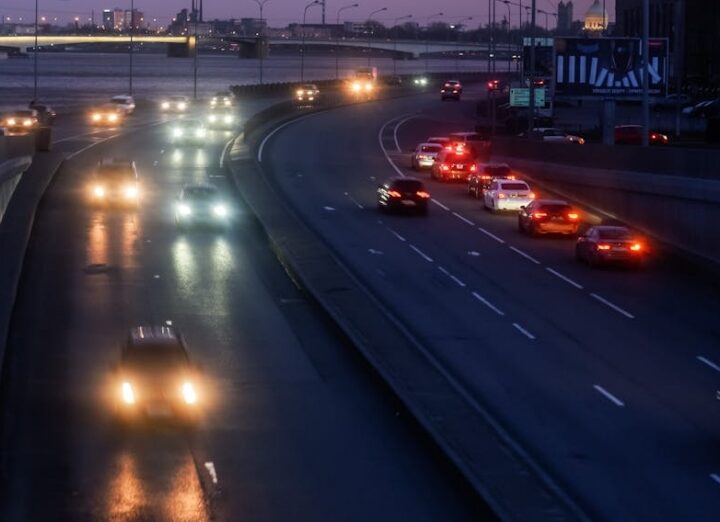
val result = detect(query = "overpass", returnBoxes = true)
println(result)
[0,35,195,56]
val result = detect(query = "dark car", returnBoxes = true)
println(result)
[377,177,430,215]
[431,149,477,181]
[467,162,514,198]
[112,326,202,424]
[0,109,39,136]
[441,80,463,101]
[88,159,140,207]
[576,226,647,267]
[175,184,230,228]
[518,199,580,237]
[28,101,56,125]
[449,131,491,160]
[614,125,669,145]
[295,84,320,106]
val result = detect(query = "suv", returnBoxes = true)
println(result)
[111,95,136,115]
[431,149,477,181]
[112,326,201,423]
[441,80,463,101]
[449,131,491,159]
[88,159,139,206]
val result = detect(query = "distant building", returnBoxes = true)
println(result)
[557,1,574,34]
[583,0,608,33]
[239,18,266,37]
[102,9,125,31]
[124,9,144,30]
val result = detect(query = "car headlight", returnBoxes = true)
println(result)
[7,118,16,126]
[364,83,373,91]
[172,127,183,137]
[178,203,192,216]
[182,382,197,404]
[92,113,101,121]
[352,82,361,92]
[224,115,233,124]
[121,382,135,404]
[93,185,105,198]
[297,89,304,97]
[125,185,138,199]
[195,128,206,138]
[23,119,32,127]
[108,113,118,122]
[161,101,170,109]
[178,102,187,110]
[213,204,227,217]
[224,99,231,106]
[208,114,217,122]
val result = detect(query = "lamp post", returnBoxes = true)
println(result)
[193,4,199,99]
[300,0,320,82]
[335,3,359,79]
[129,0,134,95]
[253,0,272,85]
[33,0,38,101]
[424,12,443,73]
[392,14,412,75]
[453,16,472,73]
[365,7,387,67]
[641,0,649,146]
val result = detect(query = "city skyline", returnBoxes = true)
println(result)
[1,0,615,27]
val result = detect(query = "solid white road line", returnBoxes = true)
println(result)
[377,114,414,178]
[593,385,625,407]
[66,133,120,160]
[710,474,720,486]
[471,291,505,316]
[387,228,407,242]
[512,323,536,340]
[452,212,475,226]
[258,112,317,163]
[697,355,720,373]
[204,462,219,484]
[437,266,467,288]
[477,227,506,244]
[590,293,635,319]
[509,246,541,265]
[431,199,450,211]
[393,115,416,152]
[409,244,433,263]
[545,267,584,289]
[219,137,234,167]
[344,192,364,209]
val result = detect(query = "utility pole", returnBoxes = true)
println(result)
[528,0,536,134]
[300,0,320,81]
[335,3,359,79]
[129,0,133,95]
[33,0,38,101]
[641,0,649,146]
[321,0,326,25]
[193,3,199,99]
[253,0,272,85]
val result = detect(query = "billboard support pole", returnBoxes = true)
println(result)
[528,0,536,135]
[641,0,649,147]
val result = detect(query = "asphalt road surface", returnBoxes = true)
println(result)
[0,102,486,520]
[260,86,720,521]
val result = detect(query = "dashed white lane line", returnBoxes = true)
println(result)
[437,266,466,288]
[477,227,506,244]
[590,293,635,319]
[258,112,318,163]
[545,267,584,290]
[710,474,720,486]
[512,323,536,340]
[471,291,505,316]
[387,228,407,242]
[344,192,364,209]
[697,355,720,373]
[409,244,433,263]
[452,212,475,226]
[593,385,625,407]
[431,199,450,211]
[509,246,541,265]
[204,462,219,484]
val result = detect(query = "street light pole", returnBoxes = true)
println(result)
[528,0,536,135]
[300,0,320,82]
[129,0,134,95]
[253,0,272,85]
[193,5,199,99]
[335,3,359,80]
[453,16,472,73]
[366,7,387,67]
[33,0,38,101]
[424,12,443,73]
[392,14,412,75]
[641,0,649,146]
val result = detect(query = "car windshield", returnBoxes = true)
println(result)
[499,182,529,191]
[96,165,134,179]
[544,130,566,137]
[8,111,34,118]
[392,180,423,191]
[124,343,188,368]
[300,85,317,90]
[597,228,633,240]
[184,187,218,201]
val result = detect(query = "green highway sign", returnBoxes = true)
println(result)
[510,88,546,107]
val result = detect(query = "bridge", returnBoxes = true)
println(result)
[0,35,195,56]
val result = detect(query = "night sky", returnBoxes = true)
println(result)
[2,0,615,27]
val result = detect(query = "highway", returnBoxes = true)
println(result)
[0,103,485,520]
[260,87,720,521]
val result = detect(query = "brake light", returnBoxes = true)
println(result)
[469,164,477,172]
[532,212,547,219]
[507,175,516,180]
[480,175,492,180]
[387,190,402,198]
[597,244,611,251]
[440,164,450,171]
[498,193,506,199]
[630,243,642,251]
[529,192,536,199]
[567,212,579,220]
[417,191,430,198]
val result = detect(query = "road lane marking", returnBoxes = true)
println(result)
[452,212,475,226]
[368,248,383,255]
[477,227,505,244]
[344,192,364,209]
[471,292,505,316]
[509,246,541,265]
[220,137,234,167]
[393,115,416,152]
[697,356,720,373]
[431,199,450,211]
[590,293,635,319]
[512,323,536,340]
[545,267,584,289]
[204,462,219,484]
[66,133,120,160]
[387,228,406,242]
[711,474,720,486]
[437,266,466,287]
[323,206,336,211]
[257,112,317,163]
[165,320,173,326]
[409,244,433,263]
[378,114,414,177]
[593,385,625,407]
[468,251,481,257]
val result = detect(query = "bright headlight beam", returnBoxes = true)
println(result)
[178,203,192,216]
[182,382,197,404]
[213,204,227,217]
[121,382,135,404]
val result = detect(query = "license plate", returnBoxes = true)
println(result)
[510,193,518,198]
[146,404,172,417]
[613,247,628,252]
[454,164,465,169]
[401,200,416,206]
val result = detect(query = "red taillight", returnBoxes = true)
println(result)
[440,164,450,171]
[532,212,547,219]
[630,242,642,252]
[529,192,536,199]
[597,244,611,251]
[498,193,506,199]
[417,190,430,199]
[387,190,401,198]
[469,164,477,172]
[507,175,516,180]
[481,175,492,180]
[567,212,579,220]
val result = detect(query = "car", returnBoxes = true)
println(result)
[683,99,715,117]
[426,136,451,148]
[412,76,429,87]
[523,127,585,144]
[295,84,320,105]
[449,131,492,159]
[575,225,647,267]
[411,143,444,170]
[88,159,140,207]
[210,91,234,108]
[0,109,39,136]
[651,93,693,111]
[111,325,202,424]
[28,101,56,125]
[170,119,209,145]
[160,95,190,113]
[88,104,125,126]
[175,184,230,227]
[111,95,136,115]
[377,177,430,215]
[206,108,237,130]
[518,199,580,237]
[614,125,669,145]
[384,75,403,86]
[441,80,463,101]
[467,162,514,198]
[431,148,477,181]
[483,179,535,212]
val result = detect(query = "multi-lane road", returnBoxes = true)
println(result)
[260,87,720,521]
[0,102,486,520]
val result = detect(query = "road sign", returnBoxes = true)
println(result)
[510,88,546,107]
[554,37,669,99]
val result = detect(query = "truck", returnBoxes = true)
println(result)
[347,67,379,99]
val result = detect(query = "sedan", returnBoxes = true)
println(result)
[295,84,320,105]
[484,179,535,212]
[377,177,430,215]
[525,127,585,144]
[0,110,39,136]
[170,119,209,145]
[175,184,230,228]
[160,95,190,113]
[614,125,669,145]
[206,109,237,130]
[431,150,477,181]
[411,143,443,170]
[441,80,463,101]
[89,104,124,126]
[88,159,140,207]
[576,226,647,267]
[518,199,580,237]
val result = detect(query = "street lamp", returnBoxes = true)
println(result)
[33,0,38,101]
[129,0,134,95]
[365,7,387,67]
[424,12,443,73]
[335,3,359,79]
[392,14,412,75]
[300,0,321,82]
[253,0,272,84]
[453,16,472,73]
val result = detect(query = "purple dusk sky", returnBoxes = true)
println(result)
[3,0,615,26]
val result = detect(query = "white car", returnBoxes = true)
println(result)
[484,179,535,212]
[160,95,190,112]
[411,143,443,170]
[111,95,136,115]
[528,127,585,144]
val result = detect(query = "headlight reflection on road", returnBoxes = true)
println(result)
[105,453,146,520]
[171,150,183,164]
[195,149,206,167]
